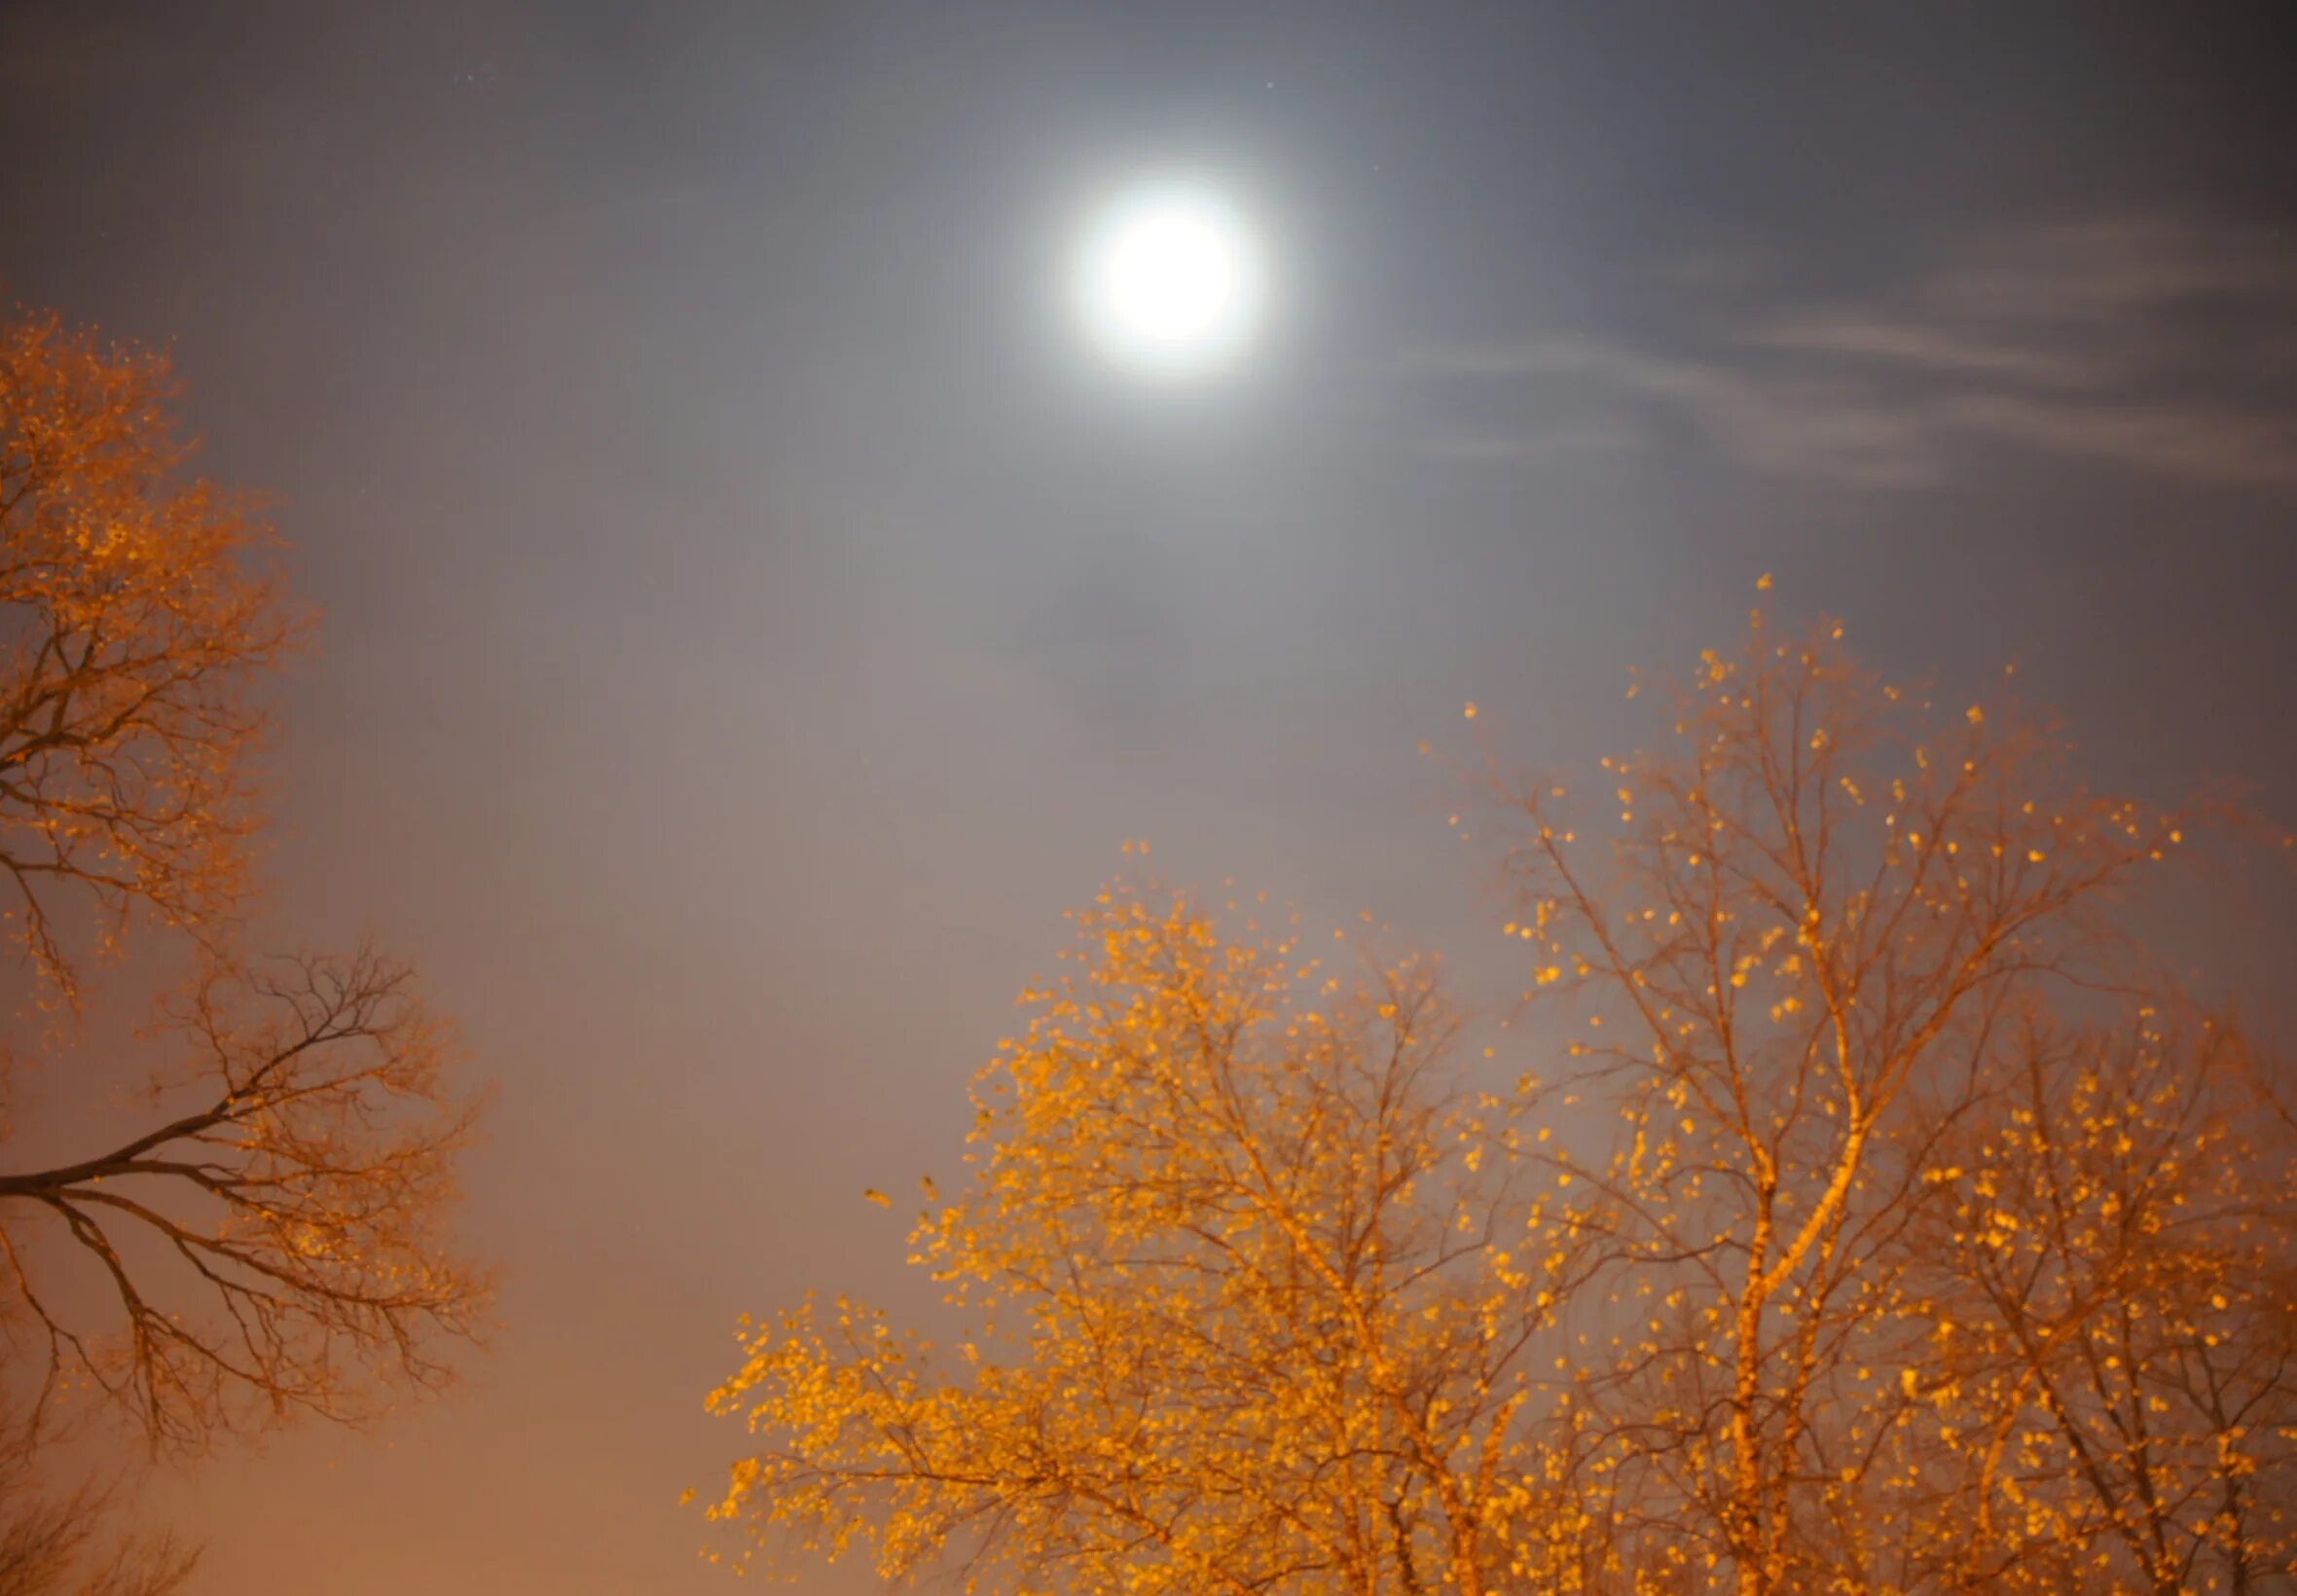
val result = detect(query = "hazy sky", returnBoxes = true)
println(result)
[5,4,2296,1590]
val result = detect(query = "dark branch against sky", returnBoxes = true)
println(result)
[3,3,2295,1590]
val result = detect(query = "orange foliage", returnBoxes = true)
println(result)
[0,308,302,999]
[707,609,2295,1595]
[0,306,487,1456]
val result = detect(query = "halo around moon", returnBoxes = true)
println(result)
[1069,181,1268,381]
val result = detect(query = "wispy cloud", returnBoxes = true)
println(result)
[1925,220,2297,324]
[1733,311,2101,388]
[1408,341,1948,489]
[1940,393,2297,495]
[1413,218,2297,495]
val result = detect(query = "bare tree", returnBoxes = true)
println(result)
[0,1406,196,1596]
[0,950,486,1449]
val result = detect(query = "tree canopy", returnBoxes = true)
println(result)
[0,305,488,1471]
[704,610,2296,1595]
[0,307,299,1002]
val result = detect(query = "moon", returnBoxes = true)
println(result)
[1069,181,1268,381]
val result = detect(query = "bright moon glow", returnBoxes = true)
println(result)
[1071,183,1267,380]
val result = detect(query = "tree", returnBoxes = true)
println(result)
[701,892,1604,1594]
[702,606,2294,1595]
[0,1409,197,1596]
[1908,1011,2297,1593]
[0,307,298,1003]
[0,305,488,1457]
[0,950,484,1449]
[1484,612,2213,1594]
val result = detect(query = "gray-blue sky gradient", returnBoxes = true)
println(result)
[4,4,2295,1590]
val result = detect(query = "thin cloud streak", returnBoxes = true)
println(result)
[1414,217,2297,495]
[1733,311,2102,388]
[1409,341,1947,490]
[1941,393,2297,495]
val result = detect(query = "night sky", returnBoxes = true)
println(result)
[5,4,2297,1591]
